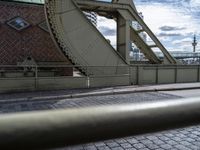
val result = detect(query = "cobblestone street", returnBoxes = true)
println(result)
[0,91,200,150]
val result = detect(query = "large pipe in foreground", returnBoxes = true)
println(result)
[0,98,200,149]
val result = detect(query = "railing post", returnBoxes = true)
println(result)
[136,66,140,85]
[198,65,200,82]
[175,65,178,83]
[156,65,159,84]
[137,66,144,85]
[128,65,131,85]
[86,66,90,88]
[35,65,38,90]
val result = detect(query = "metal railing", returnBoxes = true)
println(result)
[0,65,129,77]
[0,64,200,92]
[0,97,200,149]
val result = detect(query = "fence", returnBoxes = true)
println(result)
[0,64,200,92]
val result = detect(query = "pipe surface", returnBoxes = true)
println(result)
[0,97,200,149]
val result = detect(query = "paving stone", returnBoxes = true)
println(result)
[132,143,146,149]
[140,139,153,145]
[146,136,159,141]
[188,134,199,139]
[125,148,137,150]
[111,147,124,150]
[145,143,159,149]
[189,145,199,150]
[141,148,150,150]
[97,146,111,150]
[120,143,132,149]
[184,128,195,132]
[95,142,106,147]
[163,133,175,138]
[175,145,191,150]
[179,130,190,135]
[160,144,173,150]
[173,137,183,142]
[83,145,97,150]
[126,138,139,144]
[153,139,165,145]
[165,140,178,145]
[135,136,146,140]
[180,141,192,146]
[106,142,120,148]
[158,136,170,141]
[192,141,200,147]
[185,137,196,143]
[115,139,127,144]
[176,133,187,138]
[193,131,200,136]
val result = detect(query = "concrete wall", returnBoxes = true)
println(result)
[0,65,200,93]
[129,65,200,85]
[89,75,130,88]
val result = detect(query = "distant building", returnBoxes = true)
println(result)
[0,0,72,76]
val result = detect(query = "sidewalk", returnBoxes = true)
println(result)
[0,82,200,102]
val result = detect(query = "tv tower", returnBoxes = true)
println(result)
[192,34,198,52]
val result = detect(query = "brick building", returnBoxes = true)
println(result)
[0,0,72,76]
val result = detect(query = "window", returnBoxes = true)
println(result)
[7,17,30,31]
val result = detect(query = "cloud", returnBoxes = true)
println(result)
[158,33,182,37]
[98,26,116,36]
[97,16,116,47]
[96,0,200,52]
[172,38,192,45]
[159,26,186,31]
[135,1,200,51]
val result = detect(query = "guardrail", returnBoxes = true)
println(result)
[0,97,200,149]
[0,64,200,93]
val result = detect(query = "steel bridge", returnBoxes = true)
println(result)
[1,0,200,90]
[44,0,180,76]
[1,1,200,149]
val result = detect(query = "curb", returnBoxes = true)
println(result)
[1,84,200,103]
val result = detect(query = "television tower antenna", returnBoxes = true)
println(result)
[192,34,198,52]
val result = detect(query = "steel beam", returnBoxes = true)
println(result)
[45,0,127,76]
[75,0,178,64]
[0,97,200,149]
[130,25,162,64]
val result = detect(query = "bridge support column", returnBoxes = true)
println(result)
[117,13,131,64]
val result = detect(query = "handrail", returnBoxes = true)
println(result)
[0,97,200,149]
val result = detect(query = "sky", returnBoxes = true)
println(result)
[97,0,200,52]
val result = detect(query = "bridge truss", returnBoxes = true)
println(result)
[45,0,179,76]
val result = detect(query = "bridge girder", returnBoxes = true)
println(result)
[45,0,179,75]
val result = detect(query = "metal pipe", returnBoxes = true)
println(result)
[1,97,200,149]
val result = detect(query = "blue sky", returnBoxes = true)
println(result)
[97,0,200,52]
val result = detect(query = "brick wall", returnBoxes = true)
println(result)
[0,1,71,65]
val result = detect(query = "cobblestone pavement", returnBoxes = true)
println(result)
[0,92,179,114]
[0,91,200,150]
